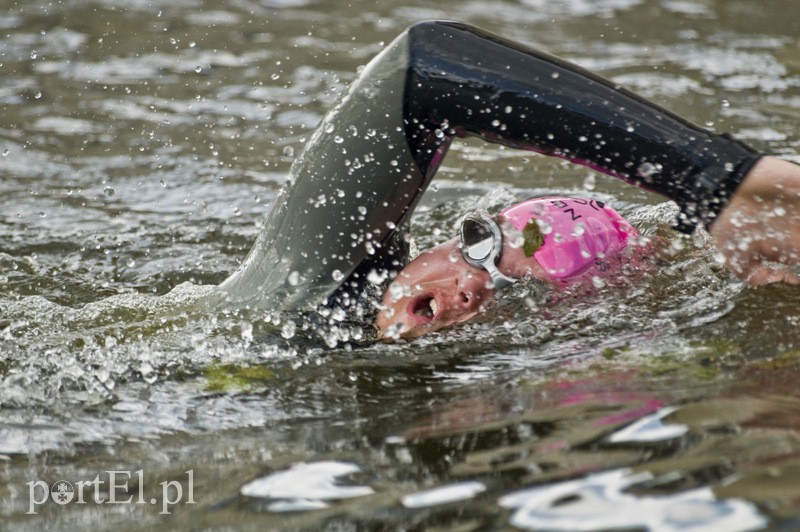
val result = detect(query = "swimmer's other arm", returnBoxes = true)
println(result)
[711,156,800,285]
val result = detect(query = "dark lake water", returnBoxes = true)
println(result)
[1,0,800,529]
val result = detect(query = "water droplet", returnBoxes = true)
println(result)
[140,362,158,384]
[2,149,9,157]
[127,259,136,268]
[508,231,525,249]
[104,187,115,196]
[189,41,196,48]
[195,66,202,73]
[334,135,344,144]
[324,122,335,134]
[282,145,294,157]
[281,320,296,339]
[572,222,586,236]
[34,91,42,100]
[159,180,166,187]
[30,50,37,59]
[332,270,344,282]
[367,269,386,285]
[637,162,662,179]
[388,283,406,302]
[551,72,560,79]
[287,271,300,286]
[536,219,552,235]
[504,105,513,114]
[331,307,346,322]
[592,276,606,289]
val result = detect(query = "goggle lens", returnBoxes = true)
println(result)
[459,212,517,290]
[461,218,495,262]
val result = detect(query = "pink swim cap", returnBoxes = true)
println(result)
[500,197,637,283]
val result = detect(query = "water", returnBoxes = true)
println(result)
[1,0,800,529]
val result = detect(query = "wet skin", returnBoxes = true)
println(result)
[376,221,549,340]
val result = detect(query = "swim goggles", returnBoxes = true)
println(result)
[459,211,517,289]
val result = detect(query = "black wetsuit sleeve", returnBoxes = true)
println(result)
[403,21,762,232]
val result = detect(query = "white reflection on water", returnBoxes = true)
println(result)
[499,468,766,532]
[401,480,487,508]
[607,406,688,443]
[240,461,374,512]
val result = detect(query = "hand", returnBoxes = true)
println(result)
[710,156,800,285]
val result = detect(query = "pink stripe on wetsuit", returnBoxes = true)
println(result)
[500,197,637,285]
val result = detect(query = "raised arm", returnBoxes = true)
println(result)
[217,20,767,314]
[403,21,760,232]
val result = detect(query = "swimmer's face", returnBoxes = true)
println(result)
[376,238,495,339]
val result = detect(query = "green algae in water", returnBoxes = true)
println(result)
[204,362,276,392]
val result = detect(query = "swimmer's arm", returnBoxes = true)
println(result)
[710,156,800,285]
[404,21,760,233]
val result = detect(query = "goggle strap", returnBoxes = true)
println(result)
[485,261,516,289]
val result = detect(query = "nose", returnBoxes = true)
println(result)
[452,270,493,311]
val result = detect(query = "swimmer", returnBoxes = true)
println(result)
[212,21,800,325]
[376,197,641,339]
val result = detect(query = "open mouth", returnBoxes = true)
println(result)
[410,295,438,322]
